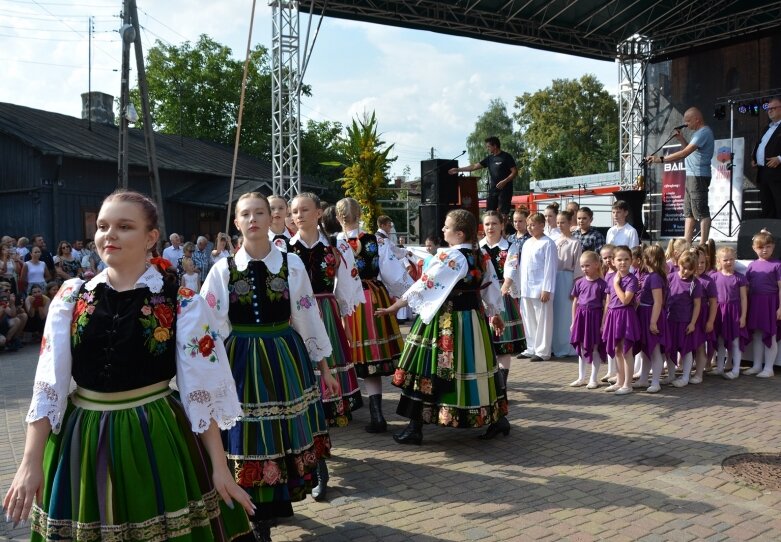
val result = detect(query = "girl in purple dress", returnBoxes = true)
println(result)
[598,244,618,383]
[666,252,703,387]
[692,246,718,384]
[744,230,781,378]
[569,251,606,388]
[634,245,669,393]
[601,245,641,395]
[713,246,749,379]
[665,238,690,276]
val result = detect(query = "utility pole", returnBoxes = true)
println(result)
[117,0,131,188]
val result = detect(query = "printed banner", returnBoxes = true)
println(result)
[660,144,686,237]
[709,137,744,242]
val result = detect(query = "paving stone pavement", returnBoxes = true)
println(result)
[1,340,780,541]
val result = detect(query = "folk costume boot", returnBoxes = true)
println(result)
[311,459,329,501]
[393,419,423,445]
[478,416,511,440]
[365,394,387,433]
[251,519,274,542]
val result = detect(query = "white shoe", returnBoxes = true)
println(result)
[614,386,633,395]
[632,381,650,388]
[672,378,689,388]
[646,384,661,393]
[723,371,739,380]
[660,374,676,385]
[743,366,761,375]
[689,376,703,384]
[757,370,774,378]
[569,379,587,387]
[607,376,618,384]
[600,373,617,383]
[604,384,621,392]
[586,381,599,389]
[711,368,724,376]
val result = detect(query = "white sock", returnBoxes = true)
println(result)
[364,376,382,396]
[650,348,664,387]
[679,353,693,383]
[607,355,616,376]
[637,353,651,384]
[716,338,726,372]
[751,332,764,371]
[633,353,642,375]
[730,338,742,374]
[763,341,778,373]
[578,356,587,381]
[590,352,602,383]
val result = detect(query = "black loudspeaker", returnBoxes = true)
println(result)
[736,219,781,260]
[419,204,450,244]
[613,190,646,239]
[421,159,458,204]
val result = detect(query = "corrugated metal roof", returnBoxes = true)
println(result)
[0,102,271,180]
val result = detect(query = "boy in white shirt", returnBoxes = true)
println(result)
[606,200,639,247]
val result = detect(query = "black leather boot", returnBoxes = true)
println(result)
[365,394,387,433]
[251,519,274,542]
[501,368,510,389]
[478,416,511,440]
[311,459,329,501]
[393,419,423,445]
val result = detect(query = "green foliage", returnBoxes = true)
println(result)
[466,98,528,193]
[513,74,618,181]
[339,112,396,230]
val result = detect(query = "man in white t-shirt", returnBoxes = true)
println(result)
[605,200,639,247]
[162,233,184,265]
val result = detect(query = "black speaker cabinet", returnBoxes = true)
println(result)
[421,159,458,205]
[737,219,781,260]
[613,190,646,239]
[419,204,450,244]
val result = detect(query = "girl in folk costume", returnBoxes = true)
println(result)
[568,251,607,388]
[335,197,409,434]
[552,210,583,357]
[633,244,670,393]
[288,192,365,501]
[480,211,525,389]
[201,192,339,542]
[691,245,718,384]
[267,195,292,252]
[376,209,509,443]
[601,245,642,395]
[4,190,254,541]
[744,230,781,378]
[665,252,703,387]
[713,246,749,379]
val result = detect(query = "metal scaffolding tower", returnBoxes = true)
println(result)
[617,35,652,189]
[270,0,301,200]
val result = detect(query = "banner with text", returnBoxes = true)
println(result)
[709,137,744,242]
[660,144,685,237]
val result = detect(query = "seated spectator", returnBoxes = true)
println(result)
[24,284,50,339]
[45,281,60,300]
[53,240,82,281]
[0,288,23,351]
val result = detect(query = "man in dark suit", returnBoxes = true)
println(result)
[752,96,781,219]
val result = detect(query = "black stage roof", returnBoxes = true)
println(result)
[298,0,781,61]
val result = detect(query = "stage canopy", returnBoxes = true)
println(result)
[298,0,781,61]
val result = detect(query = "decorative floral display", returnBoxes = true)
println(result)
[185,324,219,362]
[140,294,175,356]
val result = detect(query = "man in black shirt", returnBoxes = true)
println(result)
[449,136,517,215]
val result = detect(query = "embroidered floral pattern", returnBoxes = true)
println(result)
[436,309,454,380]
[266,260,289,302]
[57,284,78,303]
[185,325,219,362]
[177,286,196,312]
[296,294,315,311]
[228,264,253,304]
[139,294,175,356]
[71,290,97,347]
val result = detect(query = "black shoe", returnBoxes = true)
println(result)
[251,519,273,542]
[311,459,329,501]
[478,417,511,440]
[393,420,423,445]
[517,352,533,359]
[365,394,387,433]
[530,355,544,362]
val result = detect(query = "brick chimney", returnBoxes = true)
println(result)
[81,92,115,125]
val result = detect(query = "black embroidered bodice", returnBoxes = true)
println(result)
[483,244,508,282]
[446,248,485,312]
[345,232,379,281]
[227,253,290,325]
[70,281,178,392]
[289,240,337,295]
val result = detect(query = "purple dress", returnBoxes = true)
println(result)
[696,273,718,351]
[712,271,749,350]
[636,271,669,357]
[745,259,781,347]
[666,272,703,358]
[570,277,607,363]
[601,273,641,357]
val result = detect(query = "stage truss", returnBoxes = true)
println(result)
[617,35,651,190]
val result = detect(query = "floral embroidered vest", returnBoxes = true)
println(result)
[70,281,178,392]
[227,253,290,325]
[446,248,485,312]
[346,232,379,281]
[288,240,337,295]
[483,244,508,281]
[270,232,290,252]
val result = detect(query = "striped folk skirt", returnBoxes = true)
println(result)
[314,293,363,427]
[223,323,331,518]
[31,382,252,542]
[392,304,508,428]
[493,293,526,355]
[344,279,403,378]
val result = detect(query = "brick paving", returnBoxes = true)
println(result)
[1,341,780,541]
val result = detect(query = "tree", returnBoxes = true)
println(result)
[339,112,396,229]
[514,74,618,181]
[466,99,529,193]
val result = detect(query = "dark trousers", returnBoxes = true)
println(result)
[758,167,779,219]
[486,186,513,216]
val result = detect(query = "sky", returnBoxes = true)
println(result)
[0,0,617,178]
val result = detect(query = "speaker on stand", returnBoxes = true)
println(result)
[421,159,458,204]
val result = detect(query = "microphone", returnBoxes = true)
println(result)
[451,150,466,160]
[673,124,687,131]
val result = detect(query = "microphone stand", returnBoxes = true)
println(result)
[710,100,741,237]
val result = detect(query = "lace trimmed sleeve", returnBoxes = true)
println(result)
[378,237,414,298]
[175,287,242,433]
[402,248,467,325]
[199,258,232,340]
[480,255,502,317]
[503,241,521,298]
[333,240,364,316]
[25,278,83,433]
[288,253,333,364]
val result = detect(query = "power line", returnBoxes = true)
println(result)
[0,0,116,5]
[0,23,114,32]
[137,5,189,42]
[0,32,117,42]
[0,56,116,69]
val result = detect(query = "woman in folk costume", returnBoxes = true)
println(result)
[4,190,254,541]
[376,209,509,444]
[288,192,365,501]
[335,198,410,434]
[479,210,525,394]
[201,192,339,542]
[267,195,292,252]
